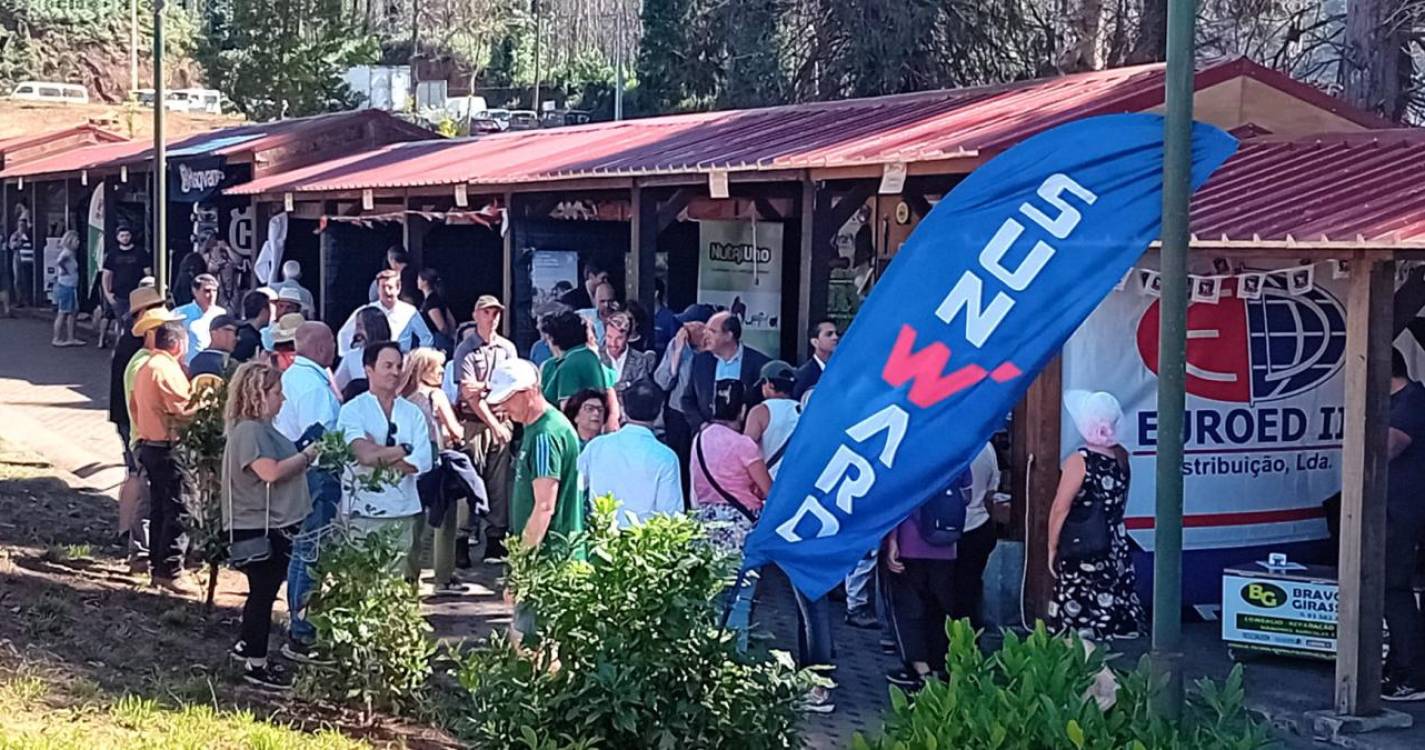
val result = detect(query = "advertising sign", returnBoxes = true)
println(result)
[697,219,784,355]
[1221,569,1338,658]
[1062,260,1343,553]
[531,250,579,318]
[741,114,1237,598]
[170,156,233,203]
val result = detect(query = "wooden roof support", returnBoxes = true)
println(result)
[1334,255,1392,717]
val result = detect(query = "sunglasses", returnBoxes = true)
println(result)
[385,421,398,447]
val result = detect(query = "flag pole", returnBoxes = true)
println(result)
[153,0,168,299]
[1150,0,1196,720]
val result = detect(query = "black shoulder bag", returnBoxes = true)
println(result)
[694,428,760,523]
[1056,448,1130,562]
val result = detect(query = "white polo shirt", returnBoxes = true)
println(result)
[336,392,433,518]
[577,424,683,528]
[274,356,340,442]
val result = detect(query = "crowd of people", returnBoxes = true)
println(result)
[96,241,1067,712]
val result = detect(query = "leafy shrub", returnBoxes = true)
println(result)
[176,378,228,608]
[449,496,812,749]
[854,620,1277,750]
[299,526,435,719]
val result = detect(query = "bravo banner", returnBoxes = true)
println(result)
[741,114,1239,598]
[1062,257,1343,553]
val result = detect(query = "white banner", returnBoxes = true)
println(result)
[697,220,784,355]
[1063,255,1344,552]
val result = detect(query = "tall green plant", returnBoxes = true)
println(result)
[450,496,812,749]
[298,526,434,720]
[176,378,227,610]
[855,620,1277,750]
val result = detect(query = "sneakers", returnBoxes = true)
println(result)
[482,537,507,565]
[1382,677,1425,702]
[424,581,472,599]
[886,668,925,691]
[800,686,836,714]
[243,662,293,692]
[230,640,254,663]
[846,606,879,629]
[281,640,335,666]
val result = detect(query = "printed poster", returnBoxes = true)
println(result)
[697,220,783,354]
[530,250,578,318]
[1062,254,1344,553]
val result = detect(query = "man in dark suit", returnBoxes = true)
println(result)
[558,259,609,312]
[682,311,771,432]
[601,311,657,393]
[794,318,840,402]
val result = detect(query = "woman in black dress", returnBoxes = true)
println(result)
[418,268,454,355]
[1047,390,1145,642]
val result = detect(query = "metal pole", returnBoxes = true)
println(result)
[614,11,624,121]
[153,0,168,299]
[531,0,542,114]
[1150,0,1196,721]
[129,0,139,96]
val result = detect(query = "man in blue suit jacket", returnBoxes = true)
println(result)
[682,311,771,432]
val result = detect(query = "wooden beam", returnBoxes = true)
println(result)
[1015,356,1062,622]
[753,196,784,222]
[656,187,697,232]
[1335,256,1393,717]
[502,191,514,337]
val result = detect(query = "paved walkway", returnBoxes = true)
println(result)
[6,314,1425,748]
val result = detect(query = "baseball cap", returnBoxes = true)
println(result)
[485,358,540,405]
[132,307,181,336]
[272,312,305,344]
[128,285,164,313]
[757,360,797,391]
[475,294,505,311]
[208,313,239,332]
[677,303,716,325]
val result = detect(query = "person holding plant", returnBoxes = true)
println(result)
[689,379,771,648]
[1046,390,1144,643]
[337,341,433,577]
[221,360,319,691]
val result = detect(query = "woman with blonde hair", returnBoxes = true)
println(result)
[400,347,469,595]
[51,230,82,346]
[221,361,319,690]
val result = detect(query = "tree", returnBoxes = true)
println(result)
[197,0,379,120]
[435,0,528,125]
[1342,0,1413,120]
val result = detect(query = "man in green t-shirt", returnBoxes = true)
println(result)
[487,356,585,639]
[538,309,619,427]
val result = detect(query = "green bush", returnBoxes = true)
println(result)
[449,496,812,749]
[299,526,435,719]
[854,620,1277,750]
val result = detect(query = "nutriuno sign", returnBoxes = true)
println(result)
[1063,270,1344,553]
[741,114,1238,598]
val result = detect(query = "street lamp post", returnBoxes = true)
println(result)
[1150,0,1196,720]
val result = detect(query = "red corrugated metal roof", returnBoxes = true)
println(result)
[0,124,125,155]
[229,57,1392,196]
[1189,129,1425,245]
[0,110,433,180]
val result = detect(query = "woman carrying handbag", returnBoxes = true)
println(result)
[1046,390,1145,643]
[223,361,319,690]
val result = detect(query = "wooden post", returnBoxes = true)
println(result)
[630,185,658,347]
[1335,255,1392,717]
[1014,356,1063,622]
[501,191,514,338]
[798,178,814,363]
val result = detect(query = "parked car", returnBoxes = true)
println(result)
[469,118,503,134]
[542,109,592,128]
[9,81,89,105]
[485,109,512,130]
[132,88,224,114]
[509,110,540,130]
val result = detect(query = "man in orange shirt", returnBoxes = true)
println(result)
[130,320,197,593]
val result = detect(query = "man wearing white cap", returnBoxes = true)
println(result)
[271,260,315,318]
[262,287,306,351]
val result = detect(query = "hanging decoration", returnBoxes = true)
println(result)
[1118,257,1424,301]
[317,202,505,232]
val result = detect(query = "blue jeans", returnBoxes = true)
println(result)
[793,589,835,668]
[846,550,878,612]
[722,567,761,651]
[286,469,340,645]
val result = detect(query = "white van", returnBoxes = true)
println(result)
[9,81,89,105]
[168,89,223,114]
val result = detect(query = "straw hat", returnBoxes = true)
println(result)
[271,312,305,344]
